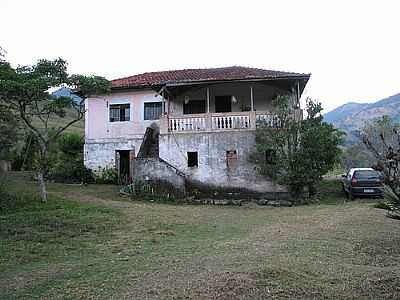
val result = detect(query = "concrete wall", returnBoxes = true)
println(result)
[84,138,142,172]
[85,90,162,140]
[159,131,286,193]
[133,158,186,192]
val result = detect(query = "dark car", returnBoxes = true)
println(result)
[341,168,384,199]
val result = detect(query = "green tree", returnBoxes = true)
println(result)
[361,116,400,217]
[0,102,19,159]
[252,96,343,200]
[0,56,110,201]
[0,48,19,159]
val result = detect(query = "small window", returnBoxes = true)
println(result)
[226,150,238,169]
[144,102,163,120]
[187,152,198,167]
[265,149,276,164]
[110,104,130,122]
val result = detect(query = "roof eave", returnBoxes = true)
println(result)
[111,74,311,91]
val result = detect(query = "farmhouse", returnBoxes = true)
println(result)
[84,66,310,194]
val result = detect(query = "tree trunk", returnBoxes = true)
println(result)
[37,170,47,202]
[38,141,49,203]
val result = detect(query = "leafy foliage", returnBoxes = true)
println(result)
[94,167,119,184]
[361,116,400,217]
[0,55,110,201]
[50,133,94,183]
[0,104,19,159]
[251,96,344,200]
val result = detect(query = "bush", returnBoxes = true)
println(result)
[94,167,118,184]
[119,180,179,202]
[383,185,400,219]
[49,133,95,183]
[50,161,94,184]
[251,96,344,201]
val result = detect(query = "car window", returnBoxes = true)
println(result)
[353,170,380,179]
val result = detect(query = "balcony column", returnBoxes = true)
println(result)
[250,85,254,111]
[250,85,256,129]
[206,87,210,113]
[206,87,212,130]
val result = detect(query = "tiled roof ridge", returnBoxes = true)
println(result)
[111,66,310,89]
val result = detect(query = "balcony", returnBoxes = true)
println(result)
[159,110,298,134]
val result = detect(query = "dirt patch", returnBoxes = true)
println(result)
[171,269,327,300]
[354,236,400,266]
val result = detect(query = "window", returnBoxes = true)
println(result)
[226,150,238,169]
[187,152,198,167]
[110,104,130,122]
[353,170,381,179]
[183,100,206,114]
[144,102,163,120]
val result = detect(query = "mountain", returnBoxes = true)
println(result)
[51,87,82,104]
[324,93,400,141]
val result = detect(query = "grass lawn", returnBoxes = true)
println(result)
[1,172,400,299]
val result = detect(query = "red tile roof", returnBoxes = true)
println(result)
[111,66,310,89]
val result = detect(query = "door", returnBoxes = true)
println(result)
[215,96,232,113]
[116,150,131,184]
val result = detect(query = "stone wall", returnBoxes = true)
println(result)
[84,132,287,195]
[159,131,286,193]
[84,138,143,172]
[133,158,186,193]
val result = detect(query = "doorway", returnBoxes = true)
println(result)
[116,150,132,184]
[215,96,232,113]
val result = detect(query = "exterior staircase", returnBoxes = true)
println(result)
[137,127,159,158]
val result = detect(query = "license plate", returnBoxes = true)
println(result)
[364,189,374,193]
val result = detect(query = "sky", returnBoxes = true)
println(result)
[1,0,399,112]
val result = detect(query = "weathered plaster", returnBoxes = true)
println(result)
[159,131,286,193]
[84,138,142,172]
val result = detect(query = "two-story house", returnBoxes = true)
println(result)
[84,66,310,194]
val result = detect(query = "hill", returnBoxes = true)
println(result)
[324,93,400,143]
[43,88,84,134]
[31,106,84,135]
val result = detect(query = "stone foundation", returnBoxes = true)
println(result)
[159,131,286,194]
[84,138,142,172]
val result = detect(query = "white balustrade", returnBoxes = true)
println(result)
[169,116,206,132]
[166,111,281,133]
[211,114,250,130]
[256,113,280,128]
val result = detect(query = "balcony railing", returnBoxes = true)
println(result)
[160,110,293,134]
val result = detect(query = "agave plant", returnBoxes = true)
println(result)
[383,185,400,219]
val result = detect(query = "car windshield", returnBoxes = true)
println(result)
[353,170,380,179]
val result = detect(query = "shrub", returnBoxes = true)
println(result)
[383,185,400,219]
[119,180,179,202]
[251,96,344,201]
[94,166,118,184]
[49,133,95,183]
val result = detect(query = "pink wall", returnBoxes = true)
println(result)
[86,90,162,140]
